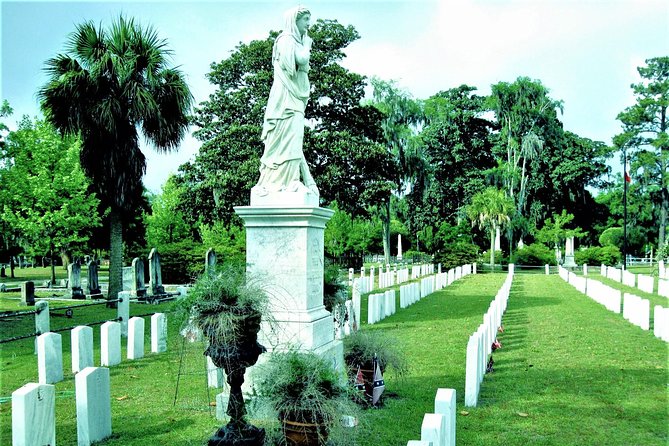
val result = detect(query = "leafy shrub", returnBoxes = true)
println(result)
[433,242,479,270]
[512,243,555,266]
[575,246,621,266]
[153,240,206,284]
[480,249,504,265]
[599,227,623,248]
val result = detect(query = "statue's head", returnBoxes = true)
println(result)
[284,6,311,38]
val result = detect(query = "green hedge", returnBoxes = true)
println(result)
[512,243,555,266]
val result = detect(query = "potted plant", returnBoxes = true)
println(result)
[255,351,358,446]
[343,331,408,406]
[178,265,269,445]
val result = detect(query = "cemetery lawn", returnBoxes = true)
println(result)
[358,273,667,445]
[1,273,666,445]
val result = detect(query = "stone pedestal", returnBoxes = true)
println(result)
[235,191,343,365]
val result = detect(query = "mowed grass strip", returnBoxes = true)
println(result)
[460,274,667,446]
[355,273,507,445]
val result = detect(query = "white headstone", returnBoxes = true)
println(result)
[207,356,224,388]
[117,291,130,337]
[127,316,145,360]
[101,321,122,367]
[72,325,94,373]
[216,391,230,422]
[421,413,446,446]
[407,442,431,446]
[464,335,478,407]
[12,383,56,446]
[151,313,167,353]
[37,332,63,384]
[76,367,112,446]
[434,388,456,446]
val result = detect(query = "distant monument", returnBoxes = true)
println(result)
[563,236,577,268]
[235,6,342,364]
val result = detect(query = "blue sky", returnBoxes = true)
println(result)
[2,0,668,193]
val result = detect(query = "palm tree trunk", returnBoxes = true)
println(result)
[490,226,496,272]
[108,208,123,301]
[382,200,391,264]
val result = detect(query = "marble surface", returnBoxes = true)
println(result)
[72,325,94,373]
[101,321,121,367]
[127,317,145,360]
[12,382,55,446]
[76,367,112,445]
[38,332,63,384]
[151,313,167,353]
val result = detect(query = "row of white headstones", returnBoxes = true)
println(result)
[367,265,475,325]
[404,264,508,446]
[464,268,514,408]
[11,291,169,446]
[559,267,669,342]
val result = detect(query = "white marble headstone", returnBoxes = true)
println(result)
[12,382,55,446]
[207,356,224,388]
[435,388,456,446]
[76,367,112,446]
[151,313,167,353]
[101,321,122,367]
[72,325,94,373]
[127,316,145,360]
[421,413,446,446]
[37,332,63,384]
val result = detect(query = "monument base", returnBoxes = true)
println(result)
[563,255,577,269]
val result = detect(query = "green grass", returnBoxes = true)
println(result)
[1,273,667,445]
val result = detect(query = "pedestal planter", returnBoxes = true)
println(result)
[205,310,266,446]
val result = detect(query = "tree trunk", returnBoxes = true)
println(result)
[50,248,56,285]
[660,187,668,248]
[108,208,124,301]
[382,200,391,264]
[490,226,496,272]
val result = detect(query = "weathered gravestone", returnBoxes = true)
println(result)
[68,260,85,299]
[20,281,35,306]
[0,265,6,277]
[205,248,217,274]
[131,257,147,298]
[148,248,164,295]
[86,260,101,296]
[122,266,133,291]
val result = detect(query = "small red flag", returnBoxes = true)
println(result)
[625,162,632,183]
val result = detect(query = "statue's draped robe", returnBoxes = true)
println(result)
[257,8,314,192]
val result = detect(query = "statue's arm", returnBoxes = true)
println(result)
[295,35,312,67]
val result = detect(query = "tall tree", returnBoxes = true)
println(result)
[39,16,193,300]
[0,100,20,276]
[418,85,496,227]
[369,78,425,262]
[465,187,514,270]
[185,19,393,228]
[1,117,101,283]
[489,77,563,246]
[615,56,669,248]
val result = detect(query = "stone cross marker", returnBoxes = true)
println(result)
[148,248,164,295]
[68,260,85,299]
[86,260,101,296]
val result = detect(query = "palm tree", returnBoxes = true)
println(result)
[370,78,426,263]
[466,187,514,271]
[39,16,192,300]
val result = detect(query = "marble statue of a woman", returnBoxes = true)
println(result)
[253,6,319,201]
